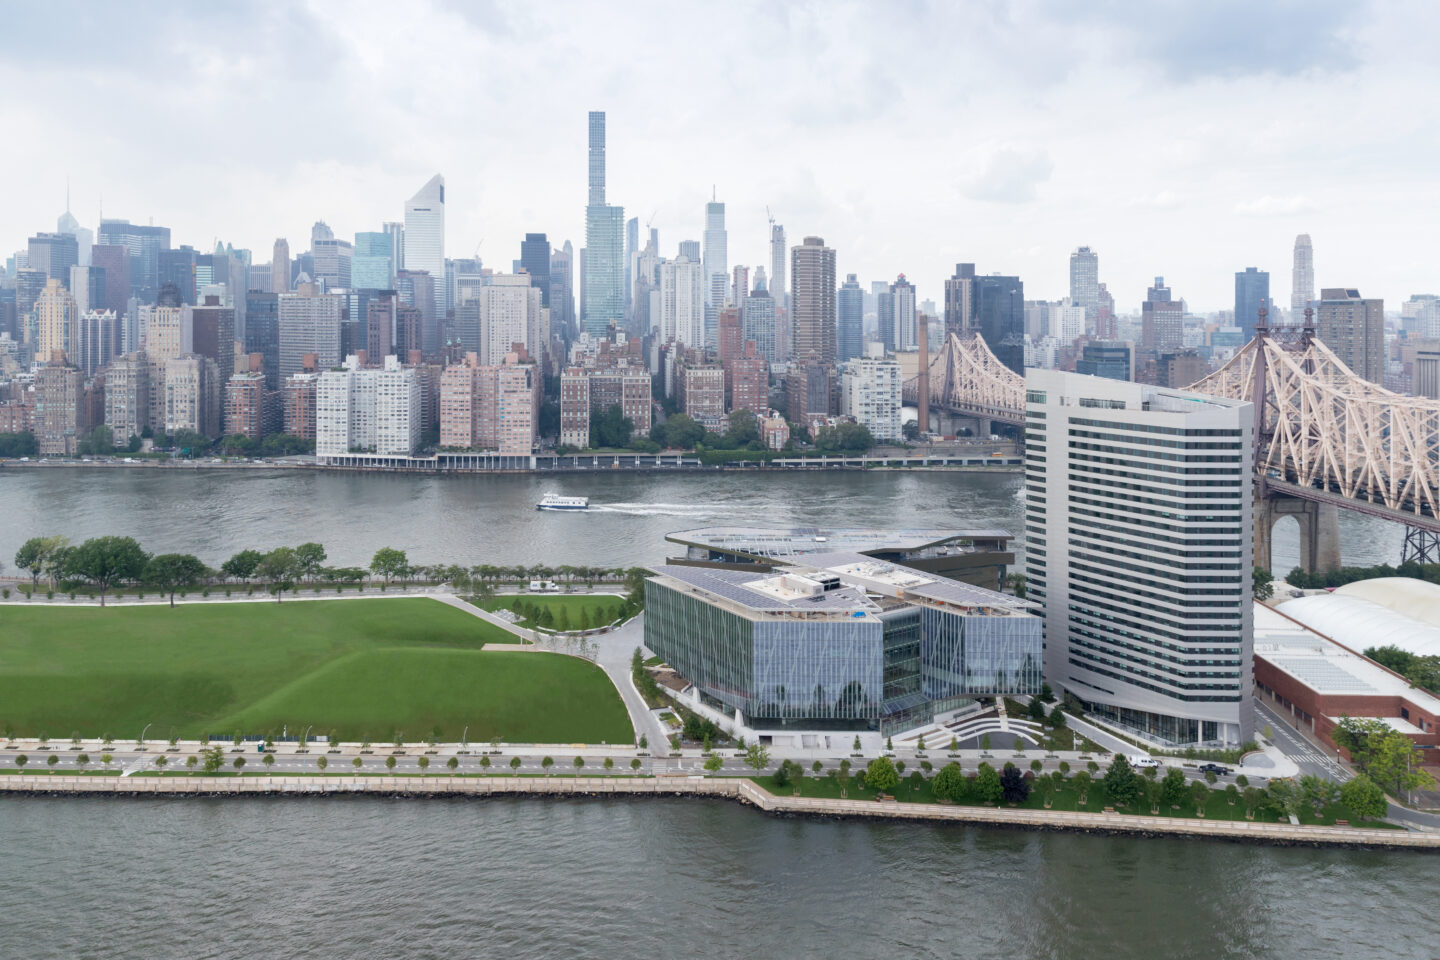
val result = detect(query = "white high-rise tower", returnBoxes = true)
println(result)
[703,192,727,306]
[404,174,446,321]
[1291,234,1314,320]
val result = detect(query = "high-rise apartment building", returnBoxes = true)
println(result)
[679,361,726,430]
[34,358,82,454]
[742,285,777,362]
[888,275,917,352]
[520,233,551,308]
[725,341,768,416]
[104,351,150,442]
[480,274,544,364]
[583,112,625,336]
[1069,246,1099,324]
[1291,234,1314,320]
[703,195,727,309]
[837,274,864,362]
[790,237,836,365]
[840,353,902,443]
[141,304,190,361]
[559,367,591,448]
[75,310,115,377]
[312,238,353,291]
[278,292,344,380]
[164,354,221,438]
[189,294,235,379]
[352,232,393,291]
[283,371,319,440]
[36,278,77,362]
[1140,276,1183,358]
[660,255,705,348]
[769,223,787,313]
[1314,287,1384,384]
[404,175,446,320]
[440,355,536,455]
[731,265,749,308]
[974,274,1025,374]
[1234,267,1270,342]
[225,372,267,440]
[1024,368,1253,747]
[315,354,421,458]
[944,263,976,337]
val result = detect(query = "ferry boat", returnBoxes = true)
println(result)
[537,494,590,511]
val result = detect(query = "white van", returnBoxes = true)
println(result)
[1130,756,1160,769]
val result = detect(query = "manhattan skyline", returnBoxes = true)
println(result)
[2,1,1436,312]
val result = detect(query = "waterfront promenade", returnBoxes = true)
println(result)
[1,774,1431,850]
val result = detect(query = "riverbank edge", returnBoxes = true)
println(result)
[3,774,1432,851]
[0,460,1022,475]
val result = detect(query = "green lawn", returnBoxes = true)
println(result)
[476,593,627,630]
[0,599,631,743]
[752,769,1395,828]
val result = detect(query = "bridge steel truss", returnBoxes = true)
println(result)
[903,332,1025,426]
[1189,326,1440,535]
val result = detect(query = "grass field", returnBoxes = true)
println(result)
[0,599,632,743]
[477,593,627,630]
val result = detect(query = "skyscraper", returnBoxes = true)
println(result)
[97,220,171,302]
[352,232,393,290]
[1314,288,1384,384]
[974,274,1025,374]
[520,233,551,308]
[244,291,281,391]
[837,274,864,362]
[583,111,624,336]
[1069,246,1099,325]
[769,223,787,313]
[36,278,77,362]
[1025,368,1254,747]
[1233,267,1270,342]
[404,174,446,320]
[27,233,79,283]
[660,255,705,348]
[944,263,976,337]
[1291,234,1314,320]
[889,275,917,352]
[57,201,92,267]
[551,242,574,336]
[790,237,836,366]
[1140,276,1183,359]
[624,216,639,323]
[272,238,291,294]
[703,194,727,307]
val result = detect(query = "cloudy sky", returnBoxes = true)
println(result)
[2,0,1436,313]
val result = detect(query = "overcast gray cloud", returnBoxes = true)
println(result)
[2,0,1437,312]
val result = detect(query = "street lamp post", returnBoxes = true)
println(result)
[302,725,312,752]
[139,723,152,750]
[462,727,468,751]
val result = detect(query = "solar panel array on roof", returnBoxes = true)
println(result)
[1267,656,1375,695]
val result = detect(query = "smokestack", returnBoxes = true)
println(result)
[917,315,930,436]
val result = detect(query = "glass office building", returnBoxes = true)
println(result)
[645,558,1041,735]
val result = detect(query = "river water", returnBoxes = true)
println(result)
[0,467,1422,957]
[0,466,1407,571]
[0,796,1432,960]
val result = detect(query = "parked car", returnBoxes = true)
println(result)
[1197,763,1232,776]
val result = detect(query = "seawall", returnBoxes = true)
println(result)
[2,774,1433,850]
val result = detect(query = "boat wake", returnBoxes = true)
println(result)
[589,502,719,517]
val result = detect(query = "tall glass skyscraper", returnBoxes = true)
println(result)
[1233,267,1269,341]
[974,275,1025,374]
[521,233,551,308]
[404,174,445,322]
[837,273,864,361]
[353,232,394,290]
[583,111,624,336]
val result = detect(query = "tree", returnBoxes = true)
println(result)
[1253,566,1274,601]
[76,424,115,456]
[1224,783,1239,807]
[1339,773,1388,820]
[446,756,459,771]
[704,754,723,773]
[370,547,408,585]
[975,763,1003,804]
[630,758,642,772]
[221,549,263,581]
[865,756,900,793]
[15,535,68,592]
[1191,780,1210,816]
[590,403,634,449]
[1102,755,1141,809]
[385,755,397,771]
[186,755,197,774]
[1331,715,1390,769]
[1159,767,1188,809]
[720,409,760,449]
[295,543,328,581]
[154,756,167,772]
[144,553,208,607]
[511,756,523,773]
[932,762,967,803]
[233,757,246,771]
[603,757,614,773]
[1365,731,1435,800]
[999,765,1030,804]
[1299,774,1340,815]
[202,746,224,774]
[1049,706,1067,729]
[1242,786,1262,819]
[744,741,771,773]
[651,413,706,450]
[13,755,25,770]
[417,756,428,772]
[573,756,585,771]
[256,547,301,602]
[65,536,149,606]
[353,757,364,771]
[261,753,275,772]
[1072,771,1092,806]
[541,756,554,776]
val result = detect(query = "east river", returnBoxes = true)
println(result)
[0,465,1408,571]
[0,467,1425,959]
[0,797,1435,959]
